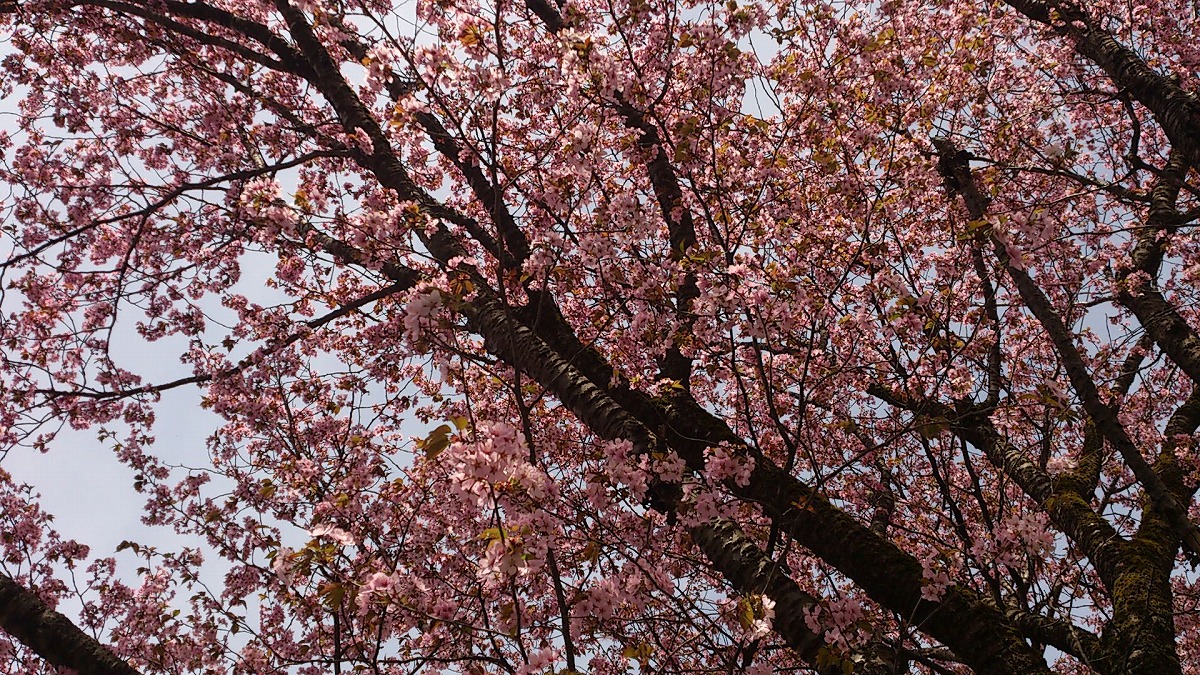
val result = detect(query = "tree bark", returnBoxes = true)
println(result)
[0,573,142,675]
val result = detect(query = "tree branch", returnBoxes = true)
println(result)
[1002,0,1200,161]
[933,138,1200,561]
[0,573,142,675]
[1114,151,1200,387]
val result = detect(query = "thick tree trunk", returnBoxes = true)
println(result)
[1002,0,1200,162]
[0,573,142,675]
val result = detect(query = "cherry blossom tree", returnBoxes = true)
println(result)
[1,0,1200,671]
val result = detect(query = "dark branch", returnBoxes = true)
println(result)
[0,572,142,675]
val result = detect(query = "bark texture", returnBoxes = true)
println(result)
[0,573,142,675]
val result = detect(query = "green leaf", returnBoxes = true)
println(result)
[914,414,949,439]
[418,424,453,458]
[479,527,505,542]
[318,582,346,609]
[116,540,141,555]
[621,642,652,666]
[736,597,756,629]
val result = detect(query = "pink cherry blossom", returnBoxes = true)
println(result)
[1,0,1198,672]
[308,524,355,546]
